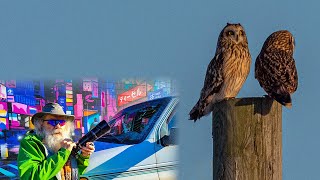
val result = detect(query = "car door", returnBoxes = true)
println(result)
[81,139,160,180]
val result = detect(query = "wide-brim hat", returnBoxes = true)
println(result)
[31,102,75,124]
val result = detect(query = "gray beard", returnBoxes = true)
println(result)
[45,129,71,153]
[38,127,72,153]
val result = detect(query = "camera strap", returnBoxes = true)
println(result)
[61,155,78,180]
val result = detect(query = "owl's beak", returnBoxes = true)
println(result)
[235,35,239,44]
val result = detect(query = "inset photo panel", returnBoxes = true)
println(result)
[0,78,179,180]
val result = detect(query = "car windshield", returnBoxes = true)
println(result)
[98,97,172,145]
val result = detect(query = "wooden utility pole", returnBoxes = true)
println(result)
[212,97,282,180]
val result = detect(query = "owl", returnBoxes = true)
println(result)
[189,23,251,121]
[255,30,298,108]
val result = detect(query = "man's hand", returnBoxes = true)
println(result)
[80,142,95,157]
[60,138,77,152]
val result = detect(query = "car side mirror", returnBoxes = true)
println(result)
[161,127,178,146]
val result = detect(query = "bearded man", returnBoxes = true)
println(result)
[18,103,95,180]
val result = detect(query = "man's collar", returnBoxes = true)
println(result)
[27,130,44,141]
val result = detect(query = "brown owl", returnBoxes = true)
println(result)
[189,23,251,121]
[255,30,298,108]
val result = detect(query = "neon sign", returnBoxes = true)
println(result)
[117,83,152,106]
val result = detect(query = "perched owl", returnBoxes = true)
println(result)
[255,30,298,108]
[189,23,251,121]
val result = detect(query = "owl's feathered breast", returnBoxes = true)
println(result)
[201,43,251,101]
[222,44,251,79]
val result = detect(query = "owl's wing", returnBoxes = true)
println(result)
[189,53,224,121]
[270,52,297,93]
[200,53,224,101]
[288,57,298,93]
[255,51,298,105]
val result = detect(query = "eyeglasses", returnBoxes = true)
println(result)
[43,119,66,127]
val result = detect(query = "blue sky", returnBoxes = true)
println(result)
[0,1,318,179]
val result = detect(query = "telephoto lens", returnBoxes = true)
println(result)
[71,120,111,155]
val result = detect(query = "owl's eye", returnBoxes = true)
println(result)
[227,31,234,36]
[239,30,244,36]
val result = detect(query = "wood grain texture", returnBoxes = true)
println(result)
[212,97,282,180]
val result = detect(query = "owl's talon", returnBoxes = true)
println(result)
[225,97,235,100]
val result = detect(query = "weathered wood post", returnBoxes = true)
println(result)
[212,97,282,180]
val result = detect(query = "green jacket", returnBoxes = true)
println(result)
[17,131,89,180]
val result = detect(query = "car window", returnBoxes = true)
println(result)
[98,97,172,145]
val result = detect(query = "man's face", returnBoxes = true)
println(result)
[40,114,73,153]
[42,114,67,138]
